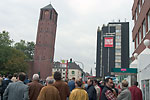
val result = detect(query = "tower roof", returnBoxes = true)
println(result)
[41,4,54,10]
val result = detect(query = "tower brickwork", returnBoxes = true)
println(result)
[33,4,58,79]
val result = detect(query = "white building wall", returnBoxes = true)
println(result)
[52,68,82,80]
[137,49,150,89]
[68,69,82,80]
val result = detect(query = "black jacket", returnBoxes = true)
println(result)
[101,86,114,100]
[86,84,97,100]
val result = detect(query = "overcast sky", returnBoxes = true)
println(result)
[0,0,134,74]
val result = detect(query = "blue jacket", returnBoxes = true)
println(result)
[68,80,75,91]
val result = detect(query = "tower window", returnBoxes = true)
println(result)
[50,10,53,20]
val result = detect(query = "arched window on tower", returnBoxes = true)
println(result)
[50,10,53,20]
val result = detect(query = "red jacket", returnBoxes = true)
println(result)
[129,86,143,100]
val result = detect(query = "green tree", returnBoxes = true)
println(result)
[0,31,13,47]
[0,31,29,75]
[0,47,28,75]
[14,40,35,60]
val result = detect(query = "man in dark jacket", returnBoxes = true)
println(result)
[86,79,97,100]
[101,78,116,100]
[1,74,12,100]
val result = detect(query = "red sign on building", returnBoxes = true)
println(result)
[104,37,114,47]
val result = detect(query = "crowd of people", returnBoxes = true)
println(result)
[0,71,143,100]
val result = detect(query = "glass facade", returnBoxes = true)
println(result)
[115,25,121,68]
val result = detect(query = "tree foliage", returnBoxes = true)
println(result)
[0,31,13,47]
[0,31,34,75]
[14,40,35,60]
[0,47,28,74]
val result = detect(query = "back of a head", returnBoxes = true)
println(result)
[94,79,98,84]
[72,77,75,81]
[13,73,18,77]
[18,72,26,82]
[76,80,82,87]
[32,74,39,81]
[134,81,138,86]
[8,74,13,79]
[122,80,128,87]
[54,71,61,81]
[46,76,54,84]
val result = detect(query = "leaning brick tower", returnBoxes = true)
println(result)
[33,4,58,79]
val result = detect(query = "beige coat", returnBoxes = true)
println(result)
[37,85,61,100]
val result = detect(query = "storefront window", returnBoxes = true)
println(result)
[141,80,150,100]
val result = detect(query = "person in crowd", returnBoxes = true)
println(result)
[93,79,101,100]
[37,76,60,100]
[24,75,30,84]
[0,74,3,97]
[112,83,118,97]
[11,73,18,82]
[117,80,131,100]
[86,78,97,100]
[99,81,105,90]
[28,74,43,100]
[3,72,29,100]
[101,78,116,100]
[1,74,12,100]
[84,81,88,89]
[53,71,70,100]
[69,80,89,100]
[0,74,3,86]
[68,77,75,91]
[129,81,142,100]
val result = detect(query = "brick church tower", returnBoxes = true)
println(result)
[33,4,58,79]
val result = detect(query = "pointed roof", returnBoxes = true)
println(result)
[41,4,54,10]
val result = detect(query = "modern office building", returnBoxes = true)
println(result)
[132,0,150,55]
[33,4,58,79]
[96,22,129,78]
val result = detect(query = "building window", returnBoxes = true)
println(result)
[116,56,121,60]
[72,71,75,75]
[136,35,138,48]
[116,49,121,53]
[138,2,141,13]
[136,9,138,21]
[116,30,121,33]
[63,69,65,71]
[50,10,53,20]
[142,0,144,5]
[139,28,142,44]
[148,10,150,31]
[116,42,121,46]
[143,19,146,38]
[116,35,120,39]
[115,62,121,66]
